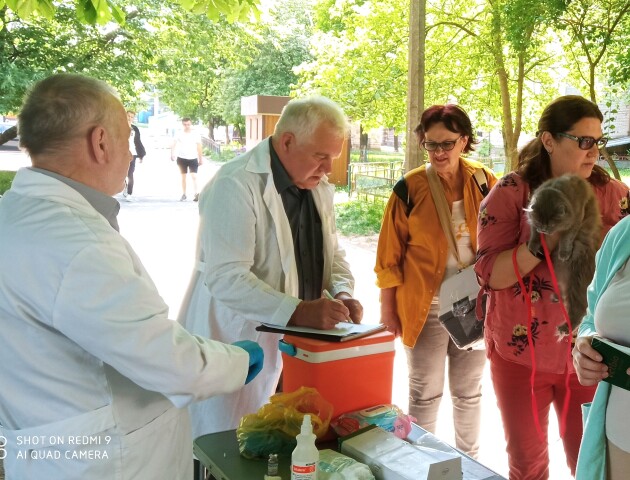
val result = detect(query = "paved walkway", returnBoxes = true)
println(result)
[0,141,575,479]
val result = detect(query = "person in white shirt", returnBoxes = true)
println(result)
[178,96,363,439]
[0,73,264,480]
[170,117,203,201]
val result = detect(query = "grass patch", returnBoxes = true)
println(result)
[350,150,404,163]
[335,199,385,236]
[612,168,630,185]
[205,145,246,163]
[0,170,16,195]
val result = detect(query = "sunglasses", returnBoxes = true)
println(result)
[557,132,608,150]
[422,136,462,152]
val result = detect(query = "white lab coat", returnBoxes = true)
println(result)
[0,168,250,480]
[178,139,355,438]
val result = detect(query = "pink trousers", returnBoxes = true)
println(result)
[490,348,596,480]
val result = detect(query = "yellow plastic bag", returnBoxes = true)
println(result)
[236,386,333,459]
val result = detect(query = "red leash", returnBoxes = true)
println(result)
[540,234,573,439]
[512,245,543,440]
[512,233,573,441]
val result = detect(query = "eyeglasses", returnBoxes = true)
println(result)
[557,132,608,150]
[422,137,462,152]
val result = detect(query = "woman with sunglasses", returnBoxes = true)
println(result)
[375,104,498,458]
[475,95,630,479]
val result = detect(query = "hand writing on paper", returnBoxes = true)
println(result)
[324,290,363,324]
[288,298,350,330]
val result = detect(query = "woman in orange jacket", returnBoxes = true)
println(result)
[375,104,497,458]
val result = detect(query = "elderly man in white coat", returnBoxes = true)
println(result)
[179,96,364,439]
[0,73,263,480]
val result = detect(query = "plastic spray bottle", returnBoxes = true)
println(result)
[291,414,319,480]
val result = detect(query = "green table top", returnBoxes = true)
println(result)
[194,426,506,480]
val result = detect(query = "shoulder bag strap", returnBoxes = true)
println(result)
[472,168,490,197]
[426,165,461,267]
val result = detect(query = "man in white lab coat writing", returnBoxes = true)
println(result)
[0,73,263,479]
[179,96,364,439]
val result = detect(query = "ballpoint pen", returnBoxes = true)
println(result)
[322,289,352,322]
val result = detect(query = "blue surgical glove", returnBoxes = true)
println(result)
[232,340,264,384]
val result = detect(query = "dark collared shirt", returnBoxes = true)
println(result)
[31,167,121,232]
[269,139,324,301]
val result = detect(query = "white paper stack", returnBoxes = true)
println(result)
[340,426,462,480]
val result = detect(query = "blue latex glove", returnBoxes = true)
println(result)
[232,340,264,384]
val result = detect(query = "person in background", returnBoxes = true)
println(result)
[171,117,203,201]
[375,104,497,458]
[0,73,263,479]
[573,214,630,480]
[475,95,630,479]
[123,110,146,201]
[178,95,363,440]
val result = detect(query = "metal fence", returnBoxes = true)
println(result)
[201,136,222,155]
[348,161,404,202]
[347,156,506,201]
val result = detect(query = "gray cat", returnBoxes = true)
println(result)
[526,174,601,335]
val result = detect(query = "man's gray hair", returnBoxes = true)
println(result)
[274,96,349,143]
[18,73,120,156]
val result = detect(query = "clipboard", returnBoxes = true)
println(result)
[256,322,387,342]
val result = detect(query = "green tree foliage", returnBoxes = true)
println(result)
[299,0,563,170]
[153,0,311,140]
[151,11,244,136]
[217,28,312,134]
[217,0,313,132]
[295,0,408,132]
[557,0,630,179]
[0,0,259,25]
[0,4,155,114]
[560,0,630,102]
[610,13,630,86]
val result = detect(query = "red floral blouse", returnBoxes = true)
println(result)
[475,172,629,373]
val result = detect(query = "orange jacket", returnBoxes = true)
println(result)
[375,158,498,348]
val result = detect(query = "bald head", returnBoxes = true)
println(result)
[18,74,121,158]
[17,74,131,195]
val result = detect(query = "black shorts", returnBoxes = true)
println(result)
[176,157,199,174]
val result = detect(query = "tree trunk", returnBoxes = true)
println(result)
[405,0,425,171]
[490,3,519,172]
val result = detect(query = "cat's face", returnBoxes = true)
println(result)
[527,188,574,234]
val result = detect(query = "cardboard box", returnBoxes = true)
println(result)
[340,426,462,480]
[280,331,395,418]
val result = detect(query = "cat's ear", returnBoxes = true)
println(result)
[540,131,554,154]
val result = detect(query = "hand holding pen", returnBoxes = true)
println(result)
[323,289,363,324]
[288,296,352,330]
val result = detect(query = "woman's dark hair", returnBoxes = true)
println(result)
[517,95,610,191]
[414,104,477,153]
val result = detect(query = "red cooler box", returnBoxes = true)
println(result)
[279,330,396,418]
